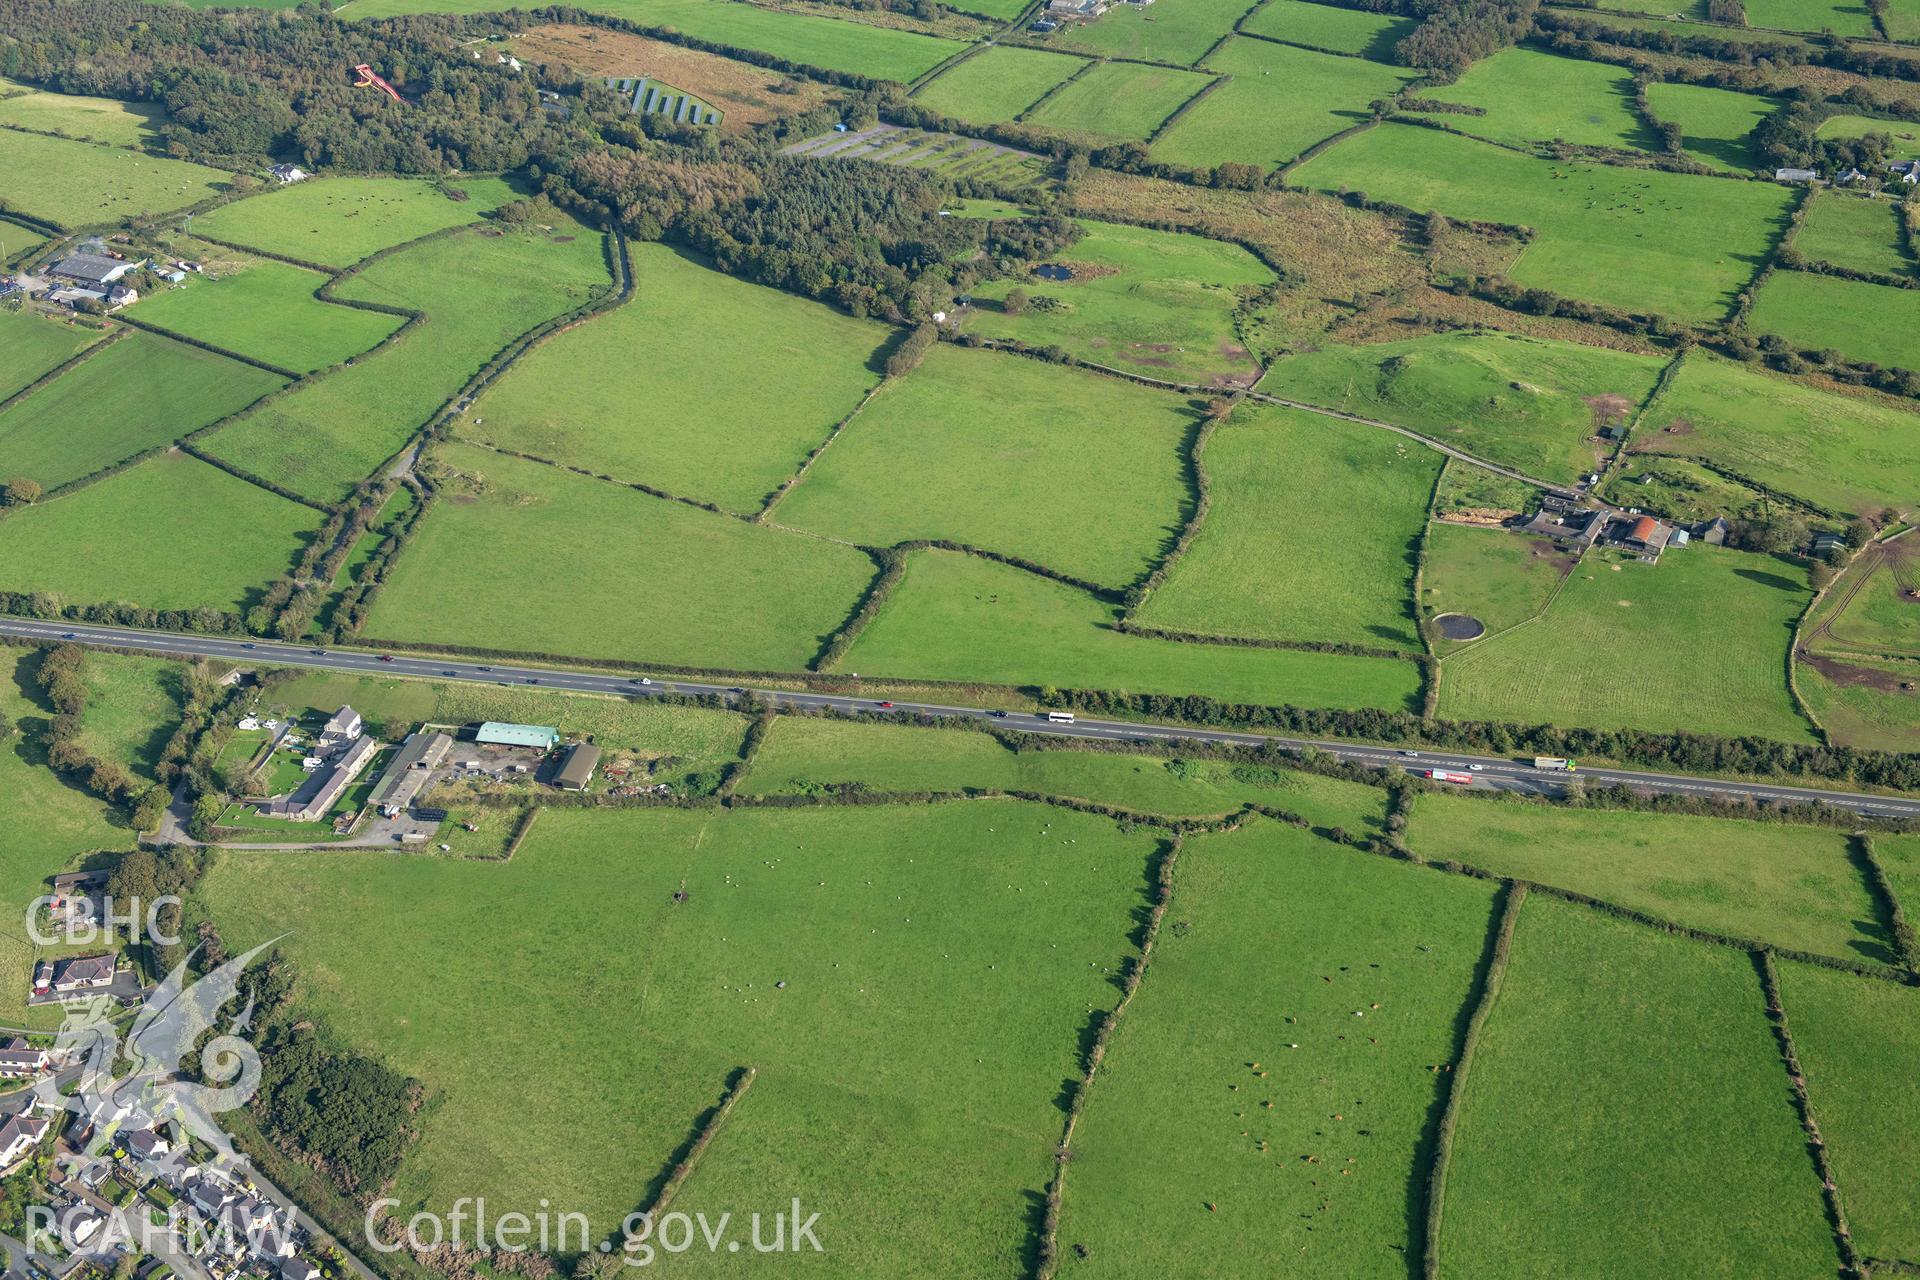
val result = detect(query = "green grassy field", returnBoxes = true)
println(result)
[1241,0,1415,57]
[201,223,611,504]
[1258,330,1669,485]
[911,46,1088,123]
[1059,818,1497,1277]
[1133,404,1439,649]
[347,0,966,81]
[1744,0,1876,34]
[1439,545,1816,741]
[1629,350,1920,517]
[1794,191,1914,277]
[1437,895,1839,1277]
[0,650,133,1028]
[1748,269,1920,371]
[1024,61,1214,142]
[192,175,522,267]
[0,309,104,402]
[1816,113,1920,142]
[1291,123,1794,325]
[0,331,284,491]
[263,671,750,766]
[0,217,51,267]
[1153,38,1416,172]
[130,261,401,373]
[1796,654,1920,752]
[1407,792,1890,961]
[365,443,872,671]
[1050,0,1257,64]
[1421,522,1570,652]
[0,451,317,612]
[1877,834,1920,928]
[459,242,887,512]
[0,130,229,227]
[201,801,1157,1277]
[0,80,168,148]
[74,654,185,784]
[1415,46,1655,153]
[1643,81,1779,172]
[746,713,1392,828]
[775,343,1198,590]
[1884,0,1920,38]
[1774,961,1920,1264]
[960,219,1273,386]
[836,547,1428,708]
[1821,552,1920,656]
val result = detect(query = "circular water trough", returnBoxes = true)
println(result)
[1434,612,1486,641]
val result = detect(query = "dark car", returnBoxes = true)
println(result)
[989,710,1008,718]
[478,665,492,671]
[442,670,458,676]
[310,649,326,656]
[526,677,540,684]
[241,643,256,649]
[61,633,76,640]
[379,655,396,663]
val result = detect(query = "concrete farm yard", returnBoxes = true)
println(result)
[4,0,1920,1275]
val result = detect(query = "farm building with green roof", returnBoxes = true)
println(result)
[474,722,560,749]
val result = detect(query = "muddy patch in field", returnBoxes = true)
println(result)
[1803,652,1920,694]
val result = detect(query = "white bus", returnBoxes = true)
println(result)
[1045,711,1076,724]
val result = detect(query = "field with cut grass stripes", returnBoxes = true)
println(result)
[1439,545,1815,741]
[0,332,284,491]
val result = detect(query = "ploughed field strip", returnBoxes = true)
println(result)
[780,123,1049,185]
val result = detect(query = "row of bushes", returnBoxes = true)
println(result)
[326,485,432,642]
[29,643,149,810]
[177,442,327,512]
[1121,410,1223,613]
[1860,835,1920,969]
[1422,881,1526,1279]
[112,312,302,381]
[1539,6,1920,82]
[0,326,124,419]
[1756,950,1864,1275]
[266,481,403,640]
[1035,835,1183,1280]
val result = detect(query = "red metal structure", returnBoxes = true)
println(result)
[352,64,405,103]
